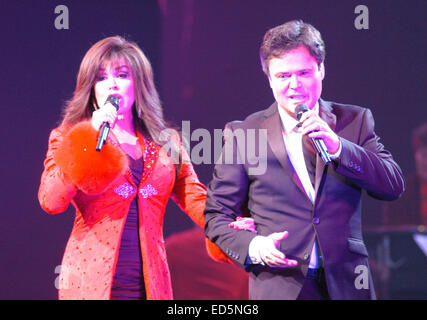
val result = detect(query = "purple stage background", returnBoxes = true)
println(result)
[0,0,425,299]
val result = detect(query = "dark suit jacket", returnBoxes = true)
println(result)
[204,99,405,300]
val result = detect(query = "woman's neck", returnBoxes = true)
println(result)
[111,113,143,160]
[113,111,137,136]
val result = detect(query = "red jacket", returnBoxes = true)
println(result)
[38,121,223,299]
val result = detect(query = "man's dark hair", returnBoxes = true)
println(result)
[260,20,326,76]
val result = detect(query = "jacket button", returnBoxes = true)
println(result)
[313,217,320,224]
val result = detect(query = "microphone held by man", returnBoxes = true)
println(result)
[296,103,332,164]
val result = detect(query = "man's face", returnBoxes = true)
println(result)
[268,46,325,117]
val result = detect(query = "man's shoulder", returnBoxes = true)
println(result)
[322,99,373,127]
[322,99,368,113]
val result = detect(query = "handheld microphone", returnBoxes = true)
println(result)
[295,104,332,165]
[96,95,120,152]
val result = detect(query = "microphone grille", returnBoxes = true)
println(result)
[106,95,120,110]
[295,104,308,121]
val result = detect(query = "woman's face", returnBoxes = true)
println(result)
[94,59,135,116]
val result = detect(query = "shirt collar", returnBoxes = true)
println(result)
[277,101,320,134]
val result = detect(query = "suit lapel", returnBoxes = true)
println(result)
[261,103,308,197]
[319,99,337,132]
[314,99,337,195]
[261,100,338,200]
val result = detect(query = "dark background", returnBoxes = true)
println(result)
[0,0,425,299]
